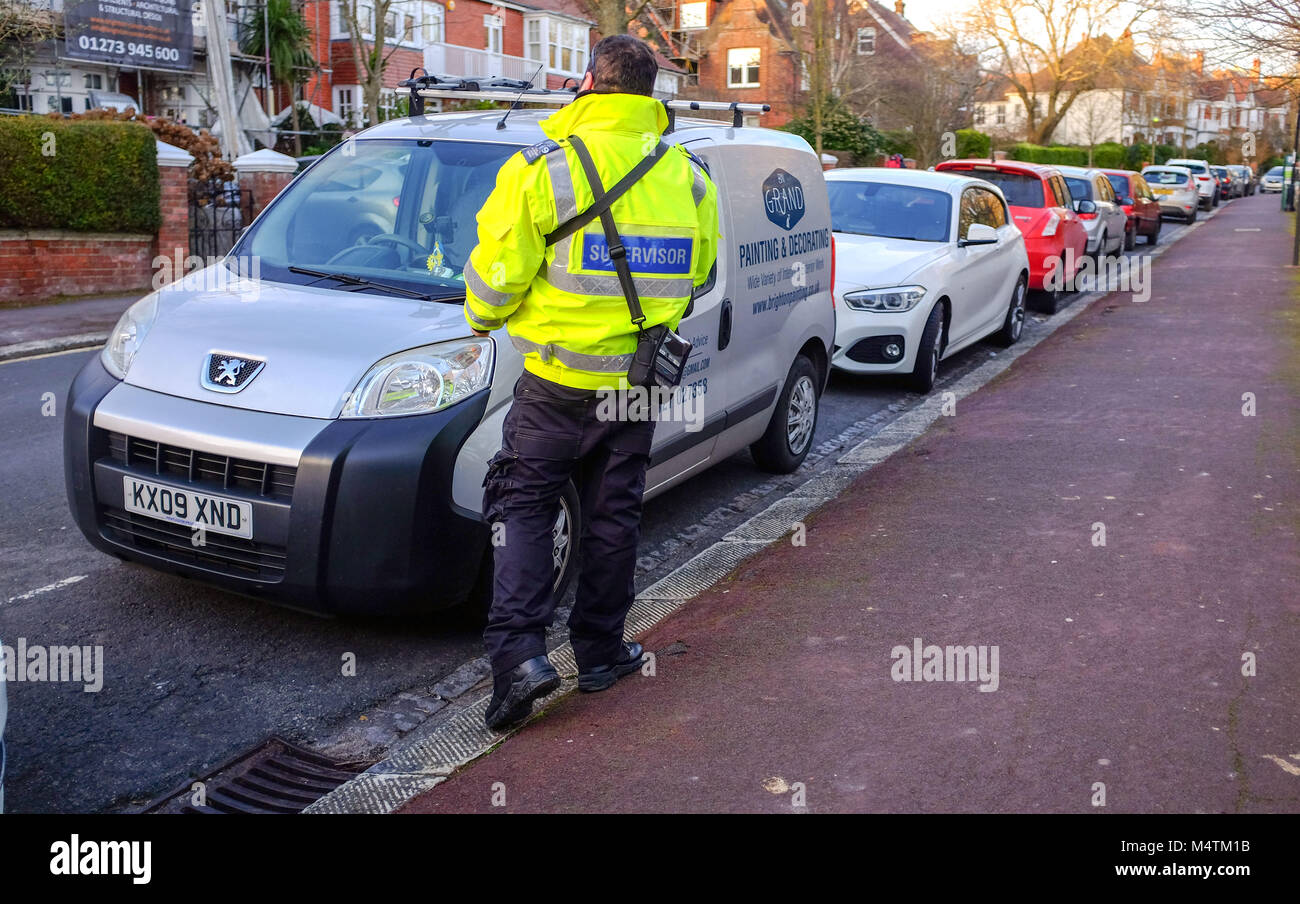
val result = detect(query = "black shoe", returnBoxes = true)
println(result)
[484,655,560,732]
[578,642,644,693]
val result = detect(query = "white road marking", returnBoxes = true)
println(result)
[6,575,87,605]
[1234,227,1262,232]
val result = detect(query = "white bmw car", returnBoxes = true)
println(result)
[828,168,1030,393]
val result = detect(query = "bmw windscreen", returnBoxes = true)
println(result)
[827,181,952,242]
[229,139,521,299]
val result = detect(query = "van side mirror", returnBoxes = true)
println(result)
[958,223,998,246]
[1074,199,1097,214]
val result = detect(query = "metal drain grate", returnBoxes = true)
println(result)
[143,738,372,814]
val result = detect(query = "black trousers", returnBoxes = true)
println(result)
[482,371,656,677]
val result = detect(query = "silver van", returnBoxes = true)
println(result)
[63,90,835,615]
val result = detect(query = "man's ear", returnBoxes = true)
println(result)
[579,71,594,92]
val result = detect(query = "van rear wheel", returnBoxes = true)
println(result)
[751,355,819,474]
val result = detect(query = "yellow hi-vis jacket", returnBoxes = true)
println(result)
[463,92,719,390]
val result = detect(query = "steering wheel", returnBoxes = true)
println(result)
[364,233,428,264]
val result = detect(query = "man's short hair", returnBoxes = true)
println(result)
[587,35,658,97]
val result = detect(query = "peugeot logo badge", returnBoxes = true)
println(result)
[202,352,266,393]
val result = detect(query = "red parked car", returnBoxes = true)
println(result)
[935,159,1088,313]
[1102,169,1162,249]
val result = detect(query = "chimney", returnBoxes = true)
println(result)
[1252,58,1261,82]
[895,0,905,16]
[1195,50,1204,74]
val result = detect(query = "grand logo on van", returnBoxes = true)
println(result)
[763,168,805,230]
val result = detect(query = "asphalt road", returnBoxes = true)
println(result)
[0,208,1203,812]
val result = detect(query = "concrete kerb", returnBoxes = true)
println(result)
[304,205,1229,814]
[0,333,108,364]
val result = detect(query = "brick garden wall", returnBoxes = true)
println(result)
[0,232,155,301]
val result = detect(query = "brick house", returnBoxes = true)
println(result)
[651,0,921,126]
[301,0,687,127]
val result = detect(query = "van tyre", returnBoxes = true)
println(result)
[751,354,819,473]
[995,275,1028,347]
[465,478,582,619]
[907,304,944,394]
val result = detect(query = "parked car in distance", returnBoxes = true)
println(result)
[1228,164,1255,195]
[828,168,1030,393]
[934,158,1087,314]
[1166,158,1218,208]
[1055,166,1127,260]
[1260,165,1285,193]
[1141,165,1199,222]
[1102,169,1162,247]
[1211,165,1240,199]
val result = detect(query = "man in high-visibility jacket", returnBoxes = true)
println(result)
[464,35,719,731]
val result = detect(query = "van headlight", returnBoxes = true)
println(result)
[842,286,926,313]
[341,338,494,418]
[101,294,159,379]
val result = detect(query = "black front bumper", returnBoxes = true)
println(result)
[64,356,492,615]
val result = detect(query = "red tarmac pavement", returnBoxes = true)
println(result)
[401,195,1299,813]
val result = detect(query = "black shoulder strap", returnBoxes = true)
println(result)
[543,135,670,248]
[561,134,650,326]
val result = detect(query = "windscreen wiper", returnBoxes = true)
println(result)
[289,266,437,301]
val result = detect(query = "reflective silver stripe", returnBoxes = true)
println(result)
[690,164,707,206]
[546,148,578,223]
[465,306,505,330]
[545,234,695,298]
[510,334,633,373]
[464,261,513,307]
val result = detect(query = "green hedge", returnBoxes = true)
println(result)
[955,128,990,159]
[1007,143,1088,166]
[782,107,887,163]
[0,117,160,233]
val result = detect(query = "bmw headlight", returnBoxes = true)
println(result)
[341,338,494,418]
[101,294,159,379]
[842,286,926,313]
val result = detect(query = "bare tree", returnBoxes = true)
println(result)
[0,0,57,103]
[964,0,1151,145]
[339,0,423,127]
[875,31,983,166]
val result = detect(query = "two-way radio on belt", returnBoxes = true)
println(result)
[398,69,770,133]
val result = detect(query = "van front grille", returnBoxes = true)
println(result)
[105,431,295,501]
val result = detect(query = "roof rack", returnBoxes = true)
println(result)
[397,68,769,130]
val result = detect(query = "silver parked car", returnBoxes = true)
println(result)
[1056,166,1127,258]
[1141,165,1199,222]
[1260,165,1285,193]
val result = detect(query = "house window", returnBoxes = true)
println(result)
[378,89,399,121]
[857,27,876,55]
[485,13,503,54]
[528,18,587,75]
[423,2,444,42]
[727,47,760,88]
[84,73,102,90]
[996,104,1006,124]
[973,105,985,125]
[335,85,358,125]
[679,1,707,29]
